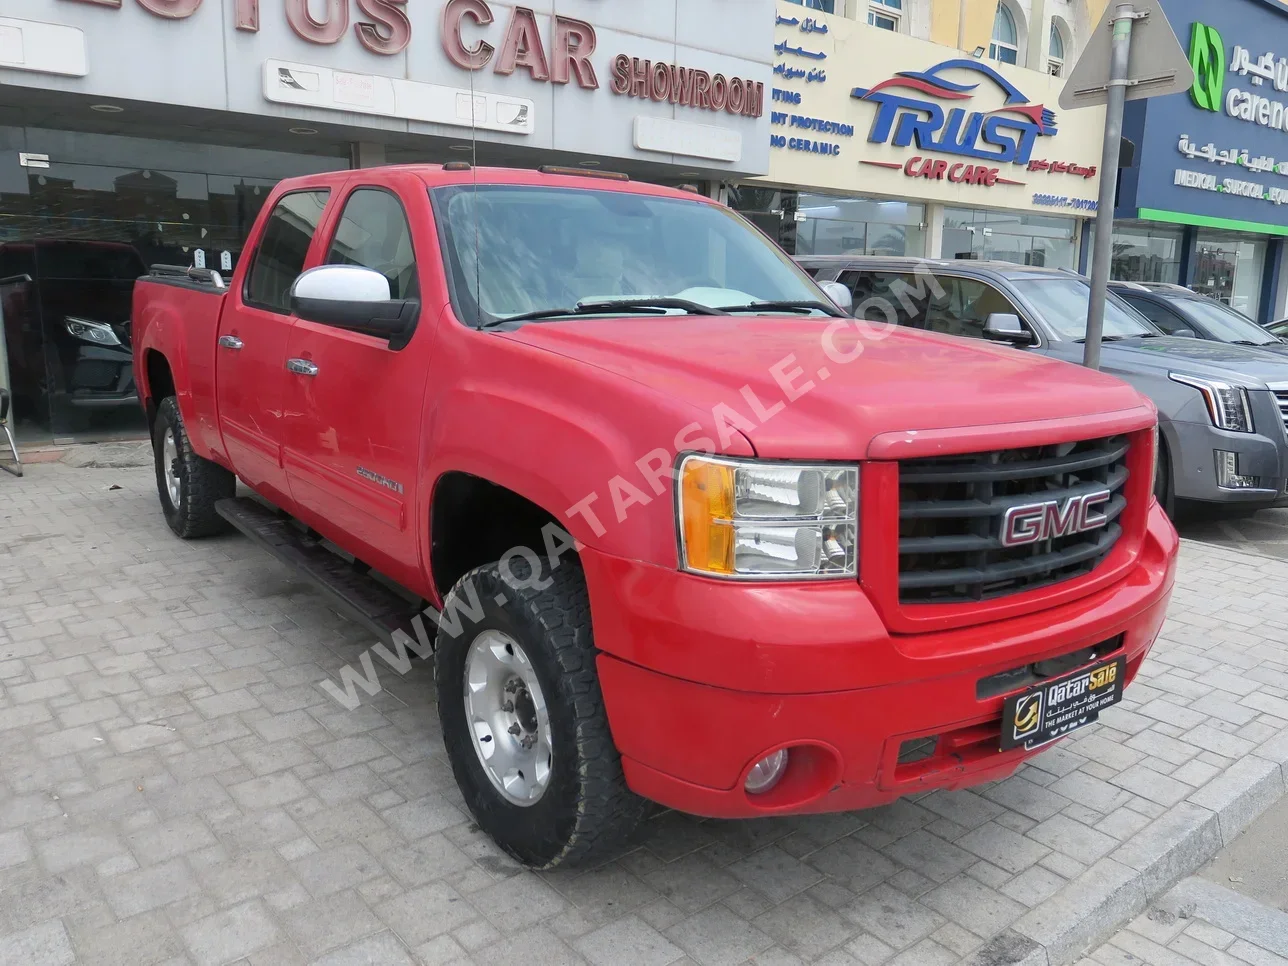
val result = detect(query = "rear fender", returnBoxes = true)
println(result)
[132,297,218,463]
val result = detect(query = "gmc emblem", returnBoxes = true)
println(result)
[1000,490,1112,548]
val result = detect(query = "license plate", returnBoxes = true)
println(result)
[1000,655,1126,751]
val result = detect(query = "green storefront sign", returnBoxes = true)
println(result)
[1189,21,1225,112]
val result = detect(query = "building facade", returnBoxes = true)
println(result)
[786,0,1113,78]
[738,0,1105,268]
[1112,0,1288,323]
[0,0,773,442]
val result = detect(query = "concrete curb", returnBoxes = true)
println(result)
[966,756,1288,965]
[1156,877,1288,954]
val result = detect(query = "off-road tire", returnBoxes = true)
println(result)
[153,396,235,539]
[435,559,646,868]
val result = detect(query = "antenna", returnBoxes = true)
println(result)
[470,60,482,331]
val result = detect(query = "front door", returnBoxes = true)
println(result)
[216,188,332,506]
[281,183,429,584]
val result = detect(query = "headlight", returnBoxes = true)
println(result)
[677,455,858,579]
[64,316,122,347]
[1169,373,1253,433]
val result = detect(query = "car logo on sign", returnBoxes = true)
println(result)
[1012,693,1043,741]
[999,490,1112,549]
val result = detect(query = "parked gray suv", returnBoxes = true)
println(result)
[802,256,1288,514]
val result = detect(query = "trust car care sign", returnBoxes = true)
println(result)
[760,0,1104,214]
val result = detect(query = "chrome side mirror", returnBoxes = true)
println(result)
[983,313,1034,346]
[818,280,853,315]
[290,265,419,349]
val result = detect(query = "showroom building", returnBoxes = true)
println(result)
[0,0,772,443]
[732,1,1106,270]
[1109,0,1288,324]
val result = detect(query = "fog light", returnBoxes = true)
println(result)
[744,749,789,795]
[1215,451,1259,489]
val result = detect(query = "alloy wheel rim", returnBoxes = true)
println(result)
[162,429,181,507]
[463,629,553,807]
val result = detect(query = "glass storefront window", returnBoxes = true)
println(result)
[1193,230,1267,320]
[0,126,345,443]
[728,187,927,258]
[943,207,1078,270]
[1101,223,1184,283]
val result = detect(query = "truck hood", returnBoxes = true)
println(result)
[1089,337,1288,388]
[506,317,1148,458]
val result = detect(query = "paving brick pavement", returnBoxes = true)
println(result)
[2,459,1288,966]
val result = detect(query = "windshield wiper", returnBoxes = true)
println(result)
[714,299,848,318]
[1230,339,1273,347]
[492,298,730,326]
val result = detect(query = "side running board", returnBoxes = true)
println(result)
[215,497,430,649]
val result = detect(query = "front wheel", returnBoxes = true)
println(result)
[435,559,645,868]
[152,396,235,538]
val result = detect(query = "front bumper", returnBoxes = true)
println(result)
[1167,418,1287,505]
[585,502,1178,819]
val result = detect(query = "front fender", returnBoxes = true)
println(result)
[420,326,754,570]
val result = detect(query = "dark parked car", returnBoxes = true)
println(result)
[0,239,143,428]
[801,256,1288,516]
[1110,282,1288,355]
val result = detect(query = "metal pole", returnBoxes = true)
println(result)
[958,0,968,51]
[1084,5,1138,370]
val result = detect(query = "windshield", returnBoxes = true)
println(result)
[1011,278,1157,341]
[1166,296,1278,345]
[430,184,827,324]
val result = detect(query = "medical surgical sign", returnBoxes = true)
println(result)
[1190,20,1288,131]
[850,60,1059,167]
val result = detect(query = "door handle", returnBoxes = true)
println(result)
[217,335,243,350]
[286,358,319,377]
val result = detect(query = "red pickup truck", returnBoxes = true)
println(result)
[132,164,1178,868]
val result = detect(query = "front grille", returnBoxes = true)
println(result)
[898,436,1130,604]
[1274,391,1288,434]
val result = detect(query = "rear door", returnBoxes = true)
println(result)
[217,188,333,505]
[280,177,432,582]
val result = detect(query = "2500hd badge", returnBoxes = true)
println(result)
[1001,655,1127,751]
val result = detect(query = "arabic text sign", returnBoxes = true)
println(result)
[1125,0,1288,227]
[760,0,1103,213]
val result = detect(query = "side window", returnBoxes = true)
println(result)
[922,277,1024,341]
[244,190,330,313]
[327,188,418,300]
[1125,298,1186,335]
[838,271,928,326]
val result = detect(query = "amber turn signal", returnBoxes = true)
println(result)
[680,457,735,575]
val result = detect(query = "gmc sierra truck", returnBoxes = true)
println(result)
[132,164,1178,868]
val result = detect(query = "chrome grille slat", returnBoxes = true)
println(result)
[897,435,1131,605]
